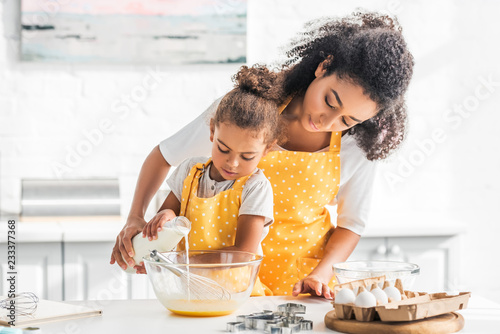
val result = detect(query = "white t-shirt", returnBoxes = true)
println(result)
[159,98,378,235]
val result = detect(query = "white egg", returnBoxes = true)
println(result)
[370,286,389,305]
[384,286,402,302]
[335,288,356,304]
[354,290,377,307]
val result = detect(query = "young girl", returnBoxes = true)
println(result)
[111,11,414,299]
[138,67,283,295]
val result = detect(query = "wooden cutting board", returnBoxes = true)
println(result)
[324,310,464,334]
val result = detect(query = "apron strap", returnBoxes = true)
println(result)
[328,131,342,153]
[231,171,254,191]
[179,158,211,216]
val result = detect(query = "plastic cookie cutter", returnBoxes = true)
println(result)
[226,303,313,333]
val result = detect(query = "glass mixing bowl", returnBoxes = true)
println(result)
[144,250,262,317]
[333,260,420,290]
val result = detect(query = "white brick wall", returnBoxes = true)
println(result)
[1,0,500,300]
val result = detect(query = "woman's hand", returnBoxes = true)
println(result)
[292,227,360,299]
[110,215,146,271]
[292,273,333,299]
[110,145,172,271]
[142,209,177,240]
[127,209,176,274]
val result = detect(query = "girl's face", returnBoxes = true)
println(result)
[299,62,378,132]
[209,121,271,182]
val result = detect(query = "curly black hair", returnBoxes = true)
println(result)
[281,11,414,160]
[215,66,286,146]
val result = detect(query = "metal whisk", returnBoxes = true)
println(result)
[0,292,39,316]
[149,250,231,301]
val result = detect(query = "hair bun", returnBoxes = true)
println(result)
[233,65,282,103]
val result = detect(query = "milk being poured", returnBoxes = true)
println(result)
[124,216,191,273]
[184,234,191,300]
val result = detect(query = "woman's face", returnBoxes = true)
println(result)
[209,121,270,182]
[300,63,378,132]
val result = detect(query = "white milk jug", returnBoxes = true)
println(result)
[124,216,191,273]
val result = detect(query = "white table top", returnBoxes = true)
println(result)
[33,295,500,334]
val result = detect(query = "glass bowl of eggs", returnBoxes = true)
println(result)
[333,260,420,290]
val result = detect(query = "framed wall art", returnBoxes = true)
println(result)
[21,0,247,64]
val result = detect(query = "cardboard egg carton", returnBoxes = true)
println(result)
[333,276,471,322]
[375,291,471,322]
[333,275,387,294]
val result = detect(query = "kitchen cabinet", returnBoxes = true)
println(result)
[0,221,463,301]
[0,239,155,301]
[63,241,130,301]
[0,242,63,300]
[63,241,156,301]
[387,236,460,292]
[129,270,157,299]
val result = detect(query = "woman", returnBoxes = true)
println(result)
[110,11,414,299]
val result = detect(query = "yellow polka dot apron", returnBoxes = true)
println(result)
[257,117,342,296]
[177,158,272,296]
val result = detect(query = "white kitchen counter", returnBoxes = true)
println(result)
[31,295,500,334]
[1,218,466,243]
[0,220,124,243]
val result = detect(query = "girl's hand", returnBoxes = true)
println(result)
[133,209,178,274]
[134,263,147,274]
[142,209,177,240]
[292,274,333,300]
[110,215,146,270]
